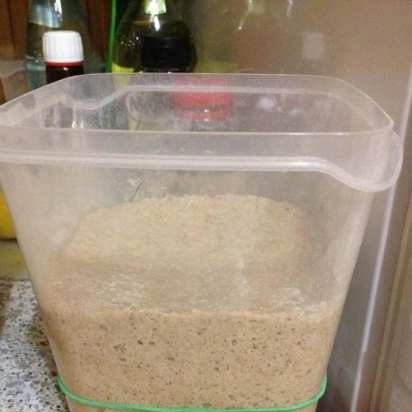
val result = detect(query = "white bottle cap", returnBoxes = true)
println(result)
[43,31,84,64]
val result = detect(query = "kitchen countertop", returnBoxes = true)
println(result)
[0,278,68,411]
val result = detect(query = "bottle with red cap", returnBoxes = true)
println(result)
[172,77,235,132]
[43,31,84,84]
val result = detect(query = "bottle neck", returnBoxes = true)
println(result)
[143,0,168,16]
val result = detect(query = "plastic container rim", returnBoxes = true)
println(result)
[0,73,403,193]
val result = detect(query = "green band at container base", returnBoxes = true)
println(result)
[57,375,327,412]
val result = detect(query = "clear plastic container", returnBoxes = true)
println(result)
[0,74,403,412]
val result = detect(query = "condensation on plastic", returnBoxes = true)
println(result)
[0,73,402,193]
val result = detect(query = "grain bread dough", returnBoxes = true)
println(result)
[39,195,342,412]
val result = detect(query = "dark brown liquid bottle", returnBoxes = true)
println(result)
[113,0,196,73]
[43,31,84,84]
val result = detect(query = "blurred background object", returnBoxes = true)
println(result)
[0,59,27,245]
[26,0,104,89]
[0,59,28,103]
[0,240,28,280]
[0,0,109,84]
[181,0,329,74]
[112,0,196,73]
[0,190,15,240]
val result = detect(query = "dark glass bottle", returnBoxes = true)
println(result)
[113,0,196,73]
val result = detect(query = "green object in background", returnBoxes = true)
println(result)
[108,0,131,72]
[107,0,117,72]
[111,62,134,73]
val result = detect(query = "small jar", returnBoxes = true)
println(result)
[43,31,84,84]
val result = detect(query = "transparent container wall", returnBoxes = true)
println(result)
[0,165,372,412]
[0,74,401,412]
